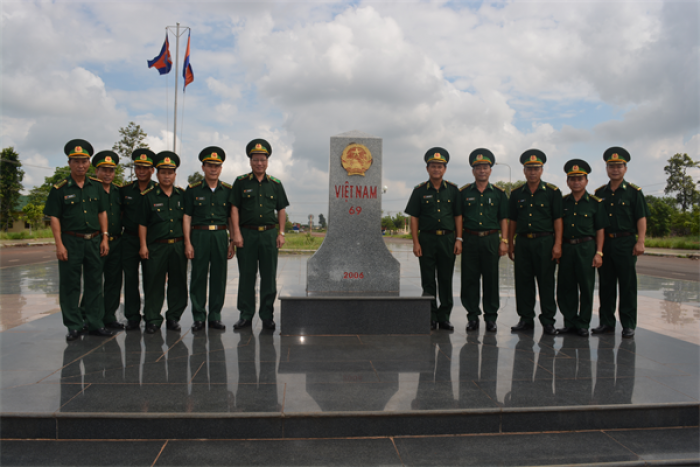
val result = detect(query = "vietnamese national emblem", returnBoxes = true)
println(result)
[341,144,373,176]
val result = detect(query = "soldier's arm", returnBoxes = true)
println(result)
[507,220,517,261]
[183,214,194,259]
[498,218,509,256]
[98,211,109,257]
[454,215,462,255]
[230,205,243,248]
[552,218,563,261]
[277,208,286,248]
[49,217,68,262]
[410,216,421,257]
[634,217,646,256]
[593,229,604,268]
[139,225,149,259]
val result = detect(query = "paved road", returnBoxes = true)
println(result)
[1,244,698,281]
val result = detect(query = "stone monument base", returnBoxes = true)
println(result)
[280,293,433,335]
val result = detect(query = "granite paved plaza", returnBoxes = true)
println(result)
[1,244,699,465]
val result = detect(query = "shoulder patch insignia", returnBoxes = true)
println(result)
[596,184,607,192]
[53,179,68,190]
[112,182,122,188]
[590,195,602,202]
[563,193,571,199]
[492,184,505,192]
[546,183,559,191]
[445,180,458,187]
[459,183,472,191]
[221,181,232,189]
[267,175,281,184]
[176,186,184,193]
[89,176,102,183]
[140,186,154,196]
[414,181,428,189]
[236,174,249,181]
[189,181,202,189]
[629,183,642,191]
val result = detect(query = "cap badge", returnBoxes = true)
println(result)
[255,144,262,150]
[75,146,82,153]
[612,153,619,159]
[476,154,483,160]
[435,153,443,160]
[211,152,218,159]
[572,165,579,171]
[140,154,147,160]
[105,156,112,163]
[530,155,537,161]
[164,157,171,164]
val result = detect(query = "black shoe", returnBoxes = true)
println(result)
[233,319,252,330]
[438,321,454,331]
[166,320,181,331]
[262,319,276,330]
[543,325,559,335]
[82,322,89,332]
[591,325,615,334]
[622,328,635,338]
[430,321,437,330]
[125,321,141,331]
[191,321,205,331]
[577,328,590,337]
[66,329,81,341]
[511,320,534,331]
[88,327,115,337]
[105,321,125,330]
[486,321,497,332]
[208,320,226,330]
[145,324,160,334]
[466,320,479,331]
[557,327,576,334]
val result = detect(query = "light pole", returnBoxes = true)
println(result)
[494,162,512,196]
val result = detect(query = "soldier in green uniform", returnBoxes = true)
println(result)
[138,151,188,334]
[507,149,562,335]
[405,148,463,331]
[593,147,650,338]
[121,148,156,330]
[459,149,508,332]
[230,139,289,331]
[44,139,115,341]
[184,146,235,331]
[87,150,125,329]
[556,159,608,337]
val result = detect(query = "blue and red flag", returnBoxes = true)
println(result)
[183,32,194,91]
[147,33,172,75]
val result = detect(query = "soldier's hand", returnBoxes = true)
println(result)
[453,241,462,255]
[185,243,194,260]
[232,233,244,248]
[413,244,422,257]
[100,238,109,257]
[592,255,603,268]
[56,244,68,262]
[552,244,562,262]
[227,242,235,259]
[633,241,645,256]
[276,234,285,249]
[508,245,515,261]
[498,242,508,257]
[140,246,149,260]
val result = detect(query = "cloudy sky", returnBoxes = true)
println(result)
[2,0,698,222]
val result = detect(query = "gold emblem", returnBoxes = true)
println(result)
[530,155,537,161]
[211,152,218,159]
[612,153,619,159]
[434,152,443,160]
[341,144,373,176]
[75,146,82,153]
[105,156,112,163]
[164,157,171,164]
[140,154,147,160]
[476,154,483,160]
[255,144,262,150]
[572,165,579,172]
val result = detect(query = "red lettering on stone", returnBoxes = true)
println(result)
[335,186,342,198]
[356,186,362,198]
[370,187,377,199]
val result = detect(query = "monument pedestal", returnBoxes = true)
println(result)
[280,293,433,335]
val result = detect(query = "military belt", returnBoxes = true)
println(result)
[421,229,453,236]
[465,229,499,237]
[241,224,276,232]
[123,229,139,237]
[563,236,594,245]
[64,231,100,240]
[109,234,122,242]
[154,237,184,244]
[192,225,227,231]
[606,231,634,238]
[521,232,553,239]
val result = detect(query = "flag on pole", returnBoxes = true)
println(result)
[183,31,194,91]
[147,33,172,75]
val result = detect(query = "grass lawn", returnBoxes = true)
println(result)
[645,236,699,250]
[0,229,53,240]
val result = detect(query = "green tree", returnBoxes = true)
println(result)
[392,212,408,231]
[188,172,204,185]
[318,213,327,229]
[664,153,700,212]
[494,180,525,198]
[113,122,149,182]
[645,195,675,237]
[22,202,45,230]
[381,215,396,230]
[0,147,25,231]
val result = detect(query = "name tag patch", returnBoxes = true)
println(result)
[244,189,254,193]
[64,194,76,200]
[153,203,164,207]
[423,195,433,199]
[196,196,206,200]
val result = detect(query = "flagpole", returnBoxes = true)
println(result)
[173,22,180,153]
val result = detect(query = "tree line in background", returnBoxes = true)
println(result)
[1,132,698,239]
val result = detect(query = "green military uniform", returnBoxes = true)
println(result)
[44,140,108,333]
[460,149,508,323]
[185,146,232,324]
[230,139,289,323]
[595,147,650,331]
[138,152,188,328]
[508,149,563,327]
[121,149,156,325]
[405,147,462,324]
[557,160,608,331]
[79,151,123,326]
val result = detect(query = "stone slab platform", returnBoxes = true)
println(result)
[280,293,432,335]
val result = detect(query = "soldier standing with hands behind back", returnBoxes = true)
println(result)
[184,147,235,332]
[44,139,114,341]
[405,148,462,331]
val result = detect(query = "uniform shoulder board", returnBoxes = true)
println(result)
[236,174,249,181]
[189,181,202,189]
[459,183,472,191]
[414,181,428,189]
[563,193,571,200]
[511,184,524,193]
[445,180,458,187]
[112,182,122,189]
[546,183,559,191]
[590,195,602,202]
[267,175,281,184]
[53,178,68,190]
[221,181,232,189]
[176,186,184,193]
[140,186,154,196]
[89,176,102,183]
[492,184,505,192]
[596,184,607,192]
[629,183,642,191]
